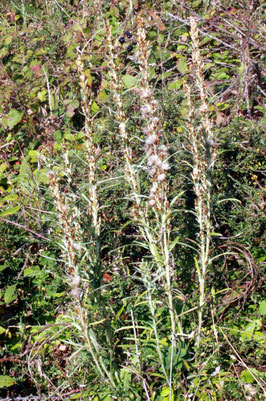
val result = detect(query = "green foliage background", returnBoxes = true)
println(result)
[0,0,265,400]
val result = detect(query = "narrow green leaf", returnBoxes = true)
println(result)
[0,205,21,217]
[169,236,180,252]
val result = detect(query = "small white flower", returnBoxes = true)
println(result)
[73,242,82,251]
[145,135,157,145]
[155,157,162,167]
[147,155,157,166]
[59,204,70,214]
[71,287,83,299]
[141,88,151,98]
[158,145,168,157]
[119,122,126,132]
[141,104,152,116]
[157,173,166,182]
[148,168,156,177]
[244,384,257,397]
[162,161,170,170]
[210,366,220,377]
[144,125,153,135]
[150,100,158,109]
[146,147,153,156]
[149,199,156,206]
[158,144,167,152]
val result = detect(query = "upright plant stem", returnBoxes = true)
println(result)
[184,17,216,349]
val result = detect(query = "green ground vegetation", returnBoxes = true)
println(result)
[0,1,265,400]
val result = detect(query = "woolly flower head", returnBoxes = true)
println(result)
[119,122,126,132]
[146,147,153,156]
[141,104,152,117]
[162,161,170,171]
[140,88,152,99]
[148,168,156,177]
[145,134,157,146]
[147,154,158,166]
[158,145,168,157]
[71,287,83,299]
[144,125,153,136]
[157,173,166,182]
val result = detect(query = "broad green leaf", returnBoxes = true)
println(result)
[91,101,99,114]
[33,168,50,184]
[5,109,24,129]
[240,320,261,342]
[37,89,47,102]
[122,74,137,89]
[0,163,8,174]
[214,71,229,80]
[4,285,17,304]
[98,89,108,101]
[161,387,175,400]
[0,194,18,205]
[24,266,41,277]
[119,368,131,391]
[0,47,8,58]
[240,369,254,384]
[0,205,21,217]
[0,326,6,334]
[168,79,183,90]
[64,132,75,141]
[177,56,188,74]
[110,6,119,17]
[28,150,41,162]
[0,376,16,388]
[259,300,266,315]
